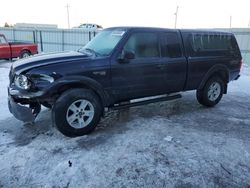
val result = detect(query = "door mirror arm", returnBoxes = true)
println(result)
[118,50,135,63]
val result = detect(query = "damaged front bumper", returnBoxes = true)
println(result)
[8,96,36,122]
[8,87,41,122]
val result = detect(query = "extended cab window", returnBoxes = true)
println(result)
[123,33,159,58]
[161,32,182,58]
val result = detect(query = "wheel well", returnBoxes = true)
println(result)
[210,70,228,84]
[54,83,104,107]
[22,49,31,53]
[20,49,31,56]
[206,70,229,94]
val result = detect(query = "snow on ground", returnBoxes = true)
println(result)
[0,60,250,187]
[0,61,12,120]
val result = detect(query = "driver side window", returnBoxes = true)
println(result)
[123,33,159,58]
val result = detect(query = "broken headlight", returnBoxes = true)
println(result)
[14,74,31,90]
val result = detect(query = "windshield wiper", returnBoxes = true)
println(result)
[83,48,101,57]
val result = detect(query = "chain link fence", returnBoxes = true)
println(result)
[0,27,249,65]
[0,27,97,53]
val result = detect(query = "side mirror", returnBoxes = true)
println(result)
[118,50,135,63]
[124,50,135,60]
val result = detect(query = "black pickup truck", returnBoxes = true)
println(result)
[8,27,242,137]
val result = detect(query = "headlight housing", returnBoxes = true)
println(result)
[36,74,54,83]
[14,75,31,90]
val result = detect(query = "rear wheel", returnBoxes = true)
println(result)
[52,89,102,137]
[196,76,225,107]
[20,50,30,58]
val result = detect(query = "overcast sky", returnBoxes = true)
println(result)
[1,0,250,29]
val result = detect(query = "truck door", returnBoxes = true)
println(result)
[159,32,187,92]
[111,32,167,101]
[0,35,11,59]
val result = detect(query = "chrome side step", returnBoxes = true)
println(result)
[110,94,182,110]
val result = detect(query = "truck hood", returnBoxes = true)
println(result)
[12,51,91,74]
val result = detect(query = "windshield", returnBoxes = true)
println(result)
[79,29,126,56]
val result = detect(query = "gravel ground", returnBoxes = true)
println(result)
[0,60,249,188]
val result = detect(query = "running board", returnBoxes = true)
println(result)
[110,94,182,110]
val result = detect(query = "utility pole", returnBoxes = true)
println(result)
[66,4,70,29]
[174,6,179,29]
[248,19,250,28]
[230,15,232,29]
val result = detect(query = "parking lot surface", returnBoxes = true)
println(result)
[0,60,249,187]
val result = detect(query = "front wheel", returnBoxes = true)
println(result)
[196,76,225,107]
[52,89,102,137]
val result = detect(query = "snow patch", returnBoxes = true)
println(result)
[164,136,173,142]
[0,64,12,121]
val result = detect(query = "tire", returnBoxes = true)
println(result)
[52,88,102,137]
[196,76,225,107]
[20,50,30,58]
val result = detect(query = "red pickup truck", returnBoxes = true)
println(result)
[0,34,38,59]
